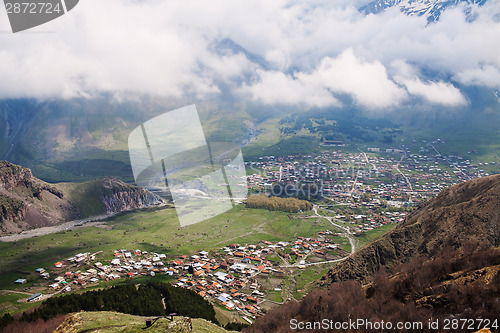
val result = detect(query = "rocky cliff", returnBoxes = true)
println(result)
[95,177,166,213]
[0,161,166,235]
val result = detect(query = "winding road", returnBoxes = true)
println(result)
[312,205,356,254]
[278,206,357,270]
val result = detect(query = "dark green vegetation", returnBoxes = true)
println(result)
[18,282,217,325]
[279,108,401,144]
[246,195,313,213]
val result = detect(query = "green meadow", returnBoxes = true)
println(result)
[0,205,344,289]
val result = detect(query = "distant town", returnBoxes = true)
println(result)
[247,141,496,209]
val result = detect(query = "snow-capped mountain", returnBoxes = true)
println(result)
[361,0,487,22]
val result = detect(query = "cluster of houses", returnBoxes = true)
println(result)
[16,232,345,319]
[245,145,498,232]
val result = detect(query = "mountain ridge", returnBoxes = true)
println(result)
[319,173,500,286]
[0,161,166,235]
[361,0,487,22]
[246,174,500,333]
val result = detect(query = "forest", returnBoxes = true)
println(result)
[246,195,313,213]
[3,282,217,326]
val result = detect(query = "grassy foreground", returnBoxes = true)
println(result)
[54,311,234,333]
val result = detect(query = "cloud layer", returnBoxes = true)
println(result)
[0,0,499,109]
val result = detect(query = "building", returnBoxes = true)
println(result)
[14,278,27,284]
[27,293,42,302]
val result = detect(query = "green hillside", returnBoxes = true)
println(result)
[54,311,234,333]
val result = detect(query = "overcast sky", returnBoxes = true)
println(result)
[0,0,499,110]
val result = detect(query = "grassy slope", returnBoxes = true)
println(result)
[55,311,233,333]
[55,181,107,216]
[242,118,282,157]
[0,205,341,286]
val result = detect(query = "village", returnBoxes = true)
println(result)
[246,142,496,212]
[14,231,351,321]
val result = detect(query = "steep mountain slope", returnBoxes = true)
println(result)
[0,97,256,182]
[320,173,500,285]
[0,161,166,235]
[361,0,487,22]
[246,175,500,333]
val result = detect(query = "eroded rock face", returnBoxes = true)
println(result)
[99,177,166,213]
[320,174,500,286]
[0,162,166,234]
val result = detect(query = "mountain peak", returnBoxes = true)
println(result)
[361,0,488,22]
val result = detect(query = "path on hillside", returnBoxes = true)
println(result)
[358,148,378,172]
[0,289,32,295]
[0,288,64,302]
[274,206,356,300]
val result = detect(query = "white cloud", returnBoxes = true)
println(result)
[0,0,498,109]
[392,60,468,106]
[401,78,467,106]
[454,66,500,90]
[240,70,337,107]
[299,49,407,109]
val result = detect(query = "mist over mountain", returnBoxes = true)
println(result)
[0,0,498,110]
[1,81,498,183]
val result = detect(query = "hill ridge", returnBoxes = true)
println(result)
[0,161,166,236]
[320,173,500,286]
